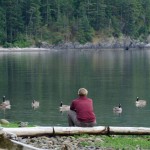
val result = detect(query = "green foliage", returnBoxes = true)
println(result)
[51,32,64,44]
[76,16,94,44]
[98,135,150,149]
[77,135,150,149]
[13,40,32,48]
[3,34,32,48]
[1,122,19,128]
[3,42,13,48]
[0,0,150,46]
[1,122,34,128]
[111,17,122,37]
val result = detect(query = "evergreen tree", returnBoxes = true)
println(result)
[76,15,94,44]
[121,0,142,37]
[0,0,149,46]
[2,0,24,44]
[0,7,5,44]
[24,0,41,39]
[140,0,150,37]
[84,0,107,30]
[40,0,52,25]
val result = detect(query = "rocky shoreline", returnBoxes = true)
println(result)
[1,36,150,51]
[37,36,150,50]
[16,135,109,150]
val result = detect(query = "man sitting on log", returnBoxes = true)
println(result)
[68,88,96,127]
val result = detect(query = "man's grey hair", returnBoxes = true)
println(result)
[78,88,88,96]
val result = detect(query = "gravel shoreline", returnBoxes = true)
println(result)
[16,135,111,150]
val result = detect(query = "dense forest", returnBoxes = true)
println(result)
[0,0,150,47]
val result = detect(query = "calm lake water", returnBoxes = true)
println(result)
[0,49,150,127]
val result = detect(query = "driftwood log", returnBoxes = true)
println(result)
[2,126,150,137]
[109,126,150,135]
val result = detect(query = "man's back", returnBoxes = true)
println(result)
[70,96,96,122]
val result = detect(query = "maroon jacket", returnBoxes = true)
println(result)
[70,96,96,123]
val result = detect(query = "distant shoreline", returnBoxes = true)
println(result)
[0,47,150,52]
[1,41,150,52]
[0,47,51,52]
[1,37,150,51]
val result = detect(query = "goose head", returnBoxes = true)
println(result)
[118,104,121,108]
[3,96,5,102]
[60,101,63,107]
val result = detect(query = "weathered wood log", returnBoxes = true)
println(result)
[2,126,150,137]
[109,126,150,135]
[53,126,107,135]
[2,126,107,136]
[3,127,53,137]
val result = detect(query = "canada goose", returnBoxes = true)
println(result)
[32,100,40,109]
[0,96,11,118]
[59,101,70,112]
[135,97,146,107]
[2,96,10,106]
[113,104,122,113]
[0,96,11,110]
[18,121,28,127]
[0,103,11,110]
[0,104,10,118]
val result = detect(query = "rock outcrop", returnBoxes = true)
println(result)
[37,36,150,50]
